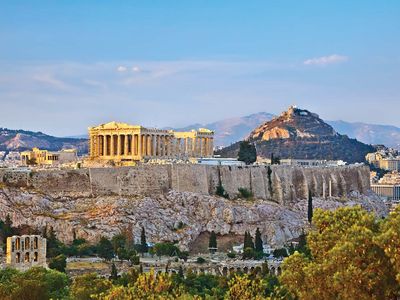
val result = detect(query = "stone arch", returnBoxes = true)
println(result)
[222,267,228,276]
[15,238,20,251]
[277,267,282,276]
[229,267,235,275]
[236,267,242,274]
[34,237,38,249]
[24,252,30,263]
[34,252,38,262]
[270,267,276,275]
[243,267,249,274]
[16,252,21,263]
[25,237,30,250]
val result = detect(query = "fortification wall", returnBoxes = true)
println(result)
[0,164,370,204]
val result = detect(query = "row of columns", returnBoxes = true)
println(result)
[90,133,214,159]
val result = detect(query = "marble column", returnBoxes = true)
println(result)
[124,134,129,156]
[103,135,107,156]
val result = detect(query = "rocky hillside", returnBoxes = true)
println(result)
[218,106,375,163]
[0,128,88,153]
[176,112,400,149]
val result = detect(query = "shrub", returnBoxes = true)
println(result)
[196,257,206,264]
[227,252,236,259]
[238,188,253,199]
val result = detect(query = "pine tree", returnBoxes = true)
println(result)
[209,231,217,253]
[308,191,313,224]
[140,227,148,255]
[255,228,263,253]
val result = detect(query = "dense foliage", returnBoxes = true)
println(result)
[280,206,400,299]
[237,141,257,165]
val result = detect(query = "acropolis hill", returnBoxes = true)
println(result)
[0,164,386,250]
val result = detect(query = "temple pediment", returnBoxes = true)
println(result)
[90,121,140,130]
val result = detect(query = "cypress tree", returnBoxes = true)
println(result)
[255,228,263,253]
[209,231,217,253]
[110,263,118,280]
[308,191,313,224]
[140,227,148,255]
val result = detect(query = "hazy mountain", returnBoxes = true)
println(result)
[218,106,375,163]
[0,128,88,154]
[175,113,400,149]
[171,112,275,147]
[327,120,400,149]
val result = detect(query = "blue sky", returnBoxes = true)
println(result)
[0,1,399,136]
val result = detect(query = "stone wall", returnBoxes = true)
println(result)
[0,164,370,204]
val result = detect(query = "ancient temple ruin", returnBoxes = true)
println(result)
[88,121,214,162]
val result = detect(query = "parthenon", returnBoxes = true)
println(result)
[88,121,214,162]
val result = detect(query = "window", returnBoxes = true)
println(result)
[16,252,20,263]
[15,238,20,250]
[24,252,30,263]
[34,252,38,262]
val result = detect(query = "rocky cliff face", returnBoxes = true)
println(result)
[0,164,382,250]
[219,106,375,163]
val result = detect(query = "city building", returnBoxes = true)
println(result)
[366,149,400,171]
[371,172,400,201]
[6,235,47,271]
[20,147,77,166]
[371,184,400,201]
[379,158,400,172]
[88,121,214,162]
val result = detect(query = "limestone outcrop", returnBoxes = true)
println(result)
[0,188,386,250]
[0,164,384,250]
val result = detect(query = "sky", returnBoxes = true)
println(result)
[0,1,399,136]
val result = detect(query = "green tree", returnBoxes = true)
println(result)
[208,231,217,253]
[255,228,263,253]
[140,227,148,255]
[225,274,265,300]
[307,191,313,224]
[375,205,400,284]
[48,254,67,273]
[97,237,114,260]
[238,141,257,165]
[71,273,113,300]
[243,231,254,250]
[280,206,399,300]
[46,226,61,258]
[110,263,118,281]
[1,214,14,244]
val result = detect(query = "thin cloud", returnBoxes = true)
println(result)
[32,73,69,90]
[303,54,349,66]
[117,65,128,72]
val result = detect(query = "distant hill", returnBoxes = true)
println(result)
[0,128,88,154]
[217,106,375,163]
[171,112,275,147]
[176,112,400,149]
[327,120,400,149]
